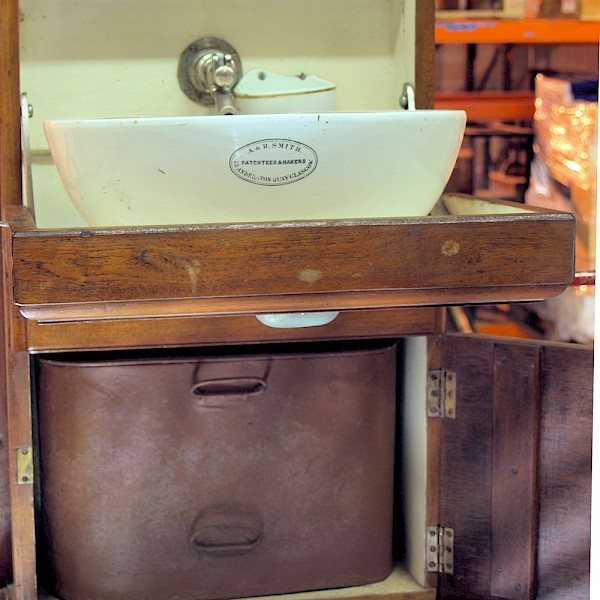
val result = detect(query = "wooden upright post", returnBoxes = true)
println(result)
[1,2,38,598]
[0,0,22,216]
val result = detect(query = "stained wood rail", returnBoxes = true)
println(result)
[8,196,574,324]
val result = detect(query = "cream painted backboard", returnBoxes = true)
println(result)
[19,0,417,228]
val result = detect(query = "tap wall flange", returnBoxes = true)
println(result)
[178,37,242,107]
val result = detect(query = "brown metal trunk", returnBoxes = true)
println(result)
[36,341,397,600]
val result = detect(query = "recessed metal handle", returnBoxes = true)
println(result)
[191,377,267,402]
[191,526,261,556]
[191,510,262,556]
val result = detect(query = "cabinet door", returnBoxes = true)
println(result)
[439,334,592,600]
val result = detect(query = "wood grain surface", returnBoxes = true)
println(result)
[11,213,574,309]
[439,335,592,600]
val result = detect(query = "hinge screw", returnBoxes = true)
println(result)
[20,448,28,455]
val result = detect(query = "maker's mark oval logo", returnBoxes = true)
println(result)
[230,139,318,186]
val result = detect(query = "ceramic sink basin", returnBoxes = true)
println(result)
[43,111,466,227]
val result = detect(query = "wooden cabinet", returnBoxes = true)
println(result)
[0,1,592,599]
[437,335,592,600]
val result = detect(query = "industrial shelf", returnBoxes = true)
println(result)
[436,18,600,44]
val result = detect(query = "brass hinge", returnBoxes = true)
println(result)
[426,526,454,574]
[17,447,33,485]
[427,369,456,419]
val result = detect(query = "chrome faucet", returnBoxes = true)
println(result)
[178,37,242,115]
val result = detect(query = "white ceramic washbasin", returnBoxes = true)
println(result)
[43,111,466,227]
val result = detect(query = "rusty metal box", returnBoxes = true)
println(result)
[36,341,397,600]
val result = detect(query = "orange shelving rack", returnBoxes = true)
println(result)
[435,18,600,44]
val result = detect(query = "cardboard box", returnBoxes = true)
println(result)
[579,0,600,19]
[436,0,527,18]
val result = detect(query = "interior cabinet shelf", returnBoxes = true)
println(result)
[435,18,600,44]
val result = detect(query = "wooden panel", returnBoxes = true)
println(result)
[17,284,569,325]
[11,212,574,309]
[536,344,592,600]
[0,0,38,566]
[4,349,35,600]
[439,335,592,600]
[0,284,12,587]
[0,233,12,590]
[490,344,540,600]
[25,307,443,353]
[0,0,21,215]
[0,0,16,560]
[439,335,495,597]
[416,1,435,110]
